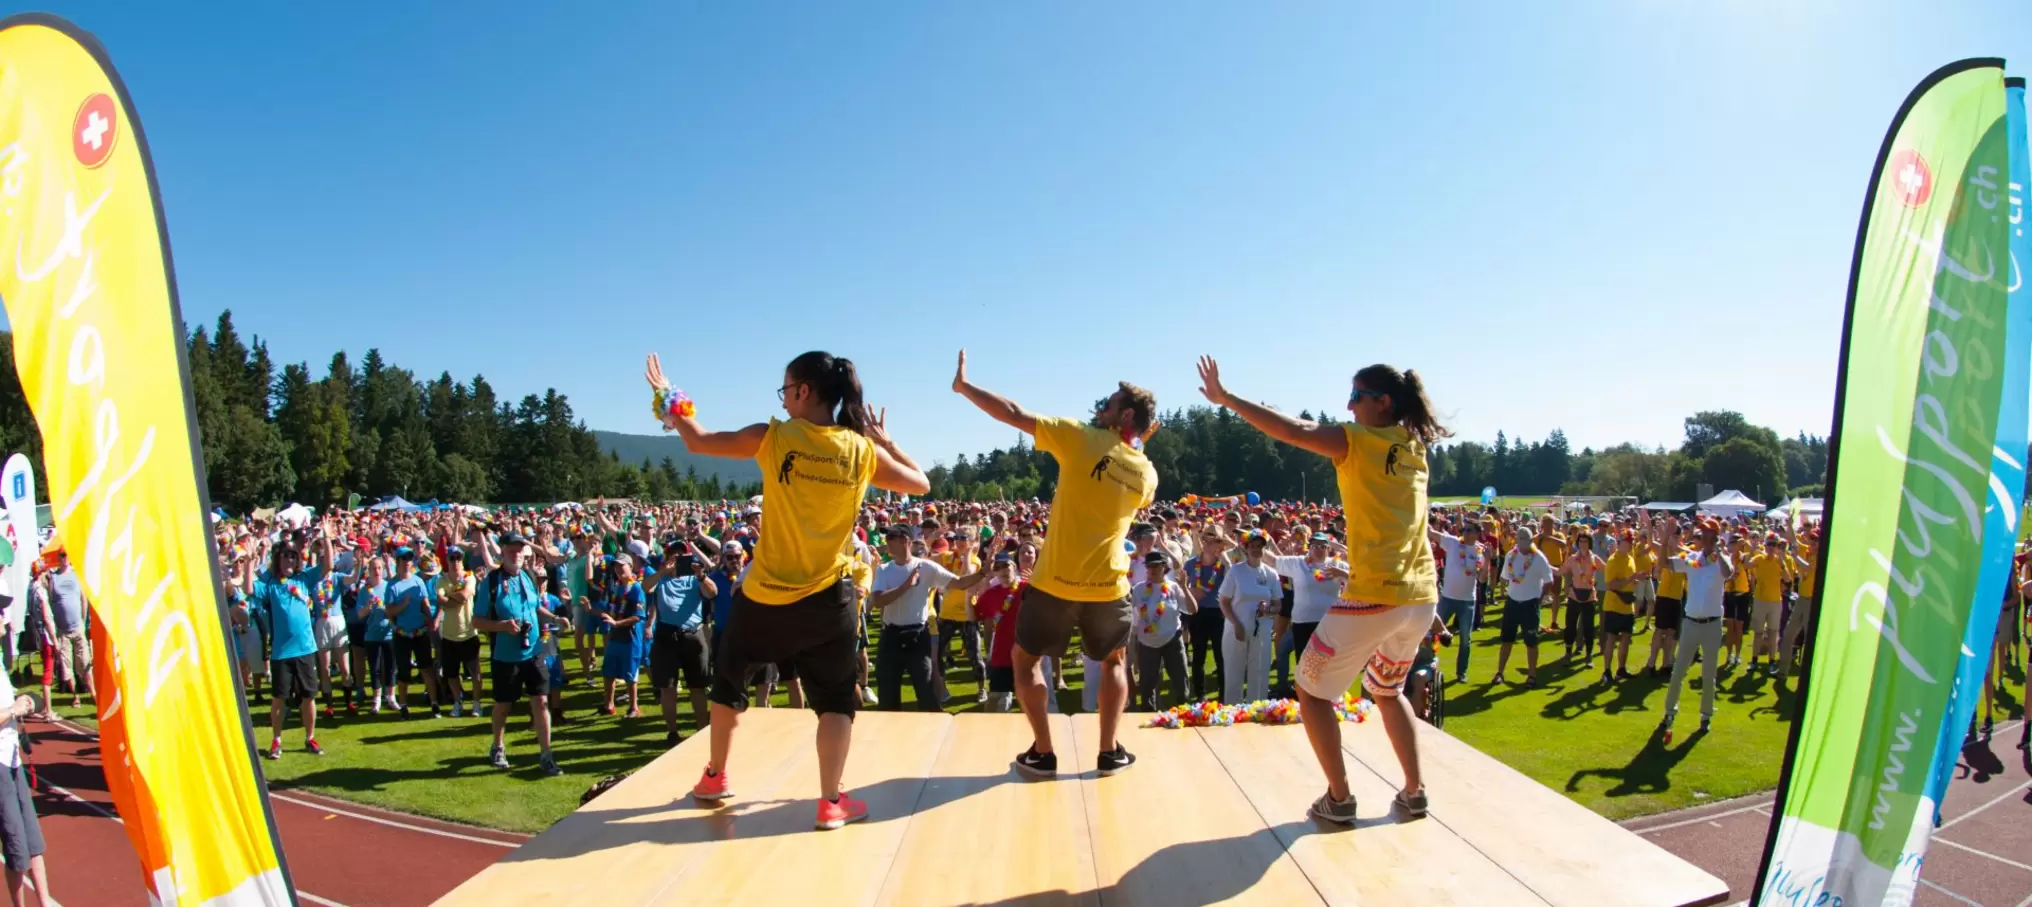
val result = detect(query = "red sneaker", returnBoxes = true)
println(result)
[264,739,282,760]
[306,738,325,757]
[815,792,869,830]
[692,767,734,801]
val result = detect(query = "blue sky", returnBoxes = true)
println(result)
[27,1,2032,465]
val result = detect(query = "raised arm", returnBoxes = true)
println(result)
[862,406,933,496]
[646,353,768,459]
[952,349,1039,436]
[1196,356,1348,461]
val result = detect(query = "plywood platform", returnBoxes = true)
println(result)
[435,711,1728,906]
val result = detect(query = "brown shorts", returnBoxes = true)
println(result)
[1014,586,1131,661]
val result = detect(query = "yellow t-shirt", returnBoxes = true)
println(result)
[1794,543,1819,597]
[846,558,874,618]
[937,551,977,620]
[1538,534,1568,568]
[1031,416,1156,602]
[1333,424,1437,605]
[1602,552,1637,615]
[742,418,878,605]
[1727,546,1753,594]
[1749,552,1788,601]
[437,573,478,641]
[1657,547,1689,599]
[1633,547,1656,578]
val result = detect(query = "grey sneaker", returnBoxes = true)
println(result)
[1394,788,1429,818]
[489,744,510,770]
[540,752,562,777]
[1310,791,1357,825]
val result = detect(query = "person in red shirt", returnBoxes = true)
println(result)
[973,551,1025,713]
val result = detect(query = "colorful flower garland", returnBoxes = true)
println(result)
[1143,693,1373,729]
[651,387,696,424]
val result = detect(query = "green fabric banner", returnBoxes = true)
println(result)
[1758,59,2011,907]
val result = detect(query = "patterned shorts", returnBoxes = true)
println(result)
[1297,601,1438,701]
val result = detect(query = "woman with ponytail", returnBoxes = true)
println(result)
[1196,356,1446,826]
[644,349,930,831]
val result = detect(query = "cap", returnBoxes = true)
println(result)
[1141,551,1169,566]
[394,546,416,560]
[498,531,530,547]
[1309,532,1332,544]
[883,525,913,540]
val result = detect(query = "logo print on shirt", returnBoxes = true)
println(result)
[1091,455,1114,481]
[1384,444,1404,476]
[779,451,801,485]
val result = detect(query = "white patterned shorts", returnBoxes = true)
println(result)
[1298,601,1437,701]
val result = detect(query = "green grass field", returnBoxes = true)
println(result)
[46,615,2029,833]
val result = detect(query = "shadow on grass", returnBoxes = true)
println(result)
[1563,728,1708,799]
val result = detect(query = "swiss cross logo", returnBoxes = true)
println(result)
[71,93,117,169]
[1888,149,1932,207]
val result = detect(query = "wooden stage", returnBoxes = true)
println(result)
[435,711,1728,906]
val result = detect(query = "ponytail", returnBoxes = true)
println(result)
[1354,364,1451,446]
[786,350,870,435]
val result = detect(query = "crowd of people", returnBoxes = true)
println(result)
[14,348,2031,843]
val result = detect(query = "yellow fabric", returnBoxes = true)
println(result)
[1333,424,1438,605]
[1795,543,1819,596]
[1031,416,1156,602]
[1634,546,1655,576]
[1538,534,1568,568]
[742,418,878,605]
[1727,546,1753,593]
[437,573,478,641]
[1602,552,1637,614]
[1657,547,1689,599]
[1749,552,1788,601]
[937,551,977,619]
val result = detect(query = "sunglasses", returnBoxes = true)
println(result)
[776,382,807,402]
[1350,388,1387,404]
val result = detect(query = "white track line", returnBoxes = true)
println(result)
[1918,877,1983,907]
[267,793,517,849]
[1936,780,2032,832]
[38,779,119,823]
[1627,801,1772,835]
[1931,836,2032,874]
[297,891,350,907]
[48,715,520,848]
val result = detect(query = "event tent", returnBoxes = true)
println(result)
[1766,498,1825,521]
[1698,490,1765,518]
[368,495,422,513]
[1638,501,1698,514]
[275,503,315,527]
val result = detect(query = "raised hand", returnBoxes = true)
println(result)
[1196,355,1228,407]
[952,349,967,393]
[860,405,893,447]
[645,354,671,392]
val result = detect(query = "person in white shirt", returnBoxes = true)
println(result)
[1218,532,1284,703]
[1129,552,1196,710]
[870,527,989,711]
[1493,527,1554,687]
[0,666,46,907]
[1272,532,1348,672]
[1430,521,1486,683]
[1658,519,1733,743]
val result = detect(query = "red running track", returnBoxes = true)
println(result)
[17,716,526,907]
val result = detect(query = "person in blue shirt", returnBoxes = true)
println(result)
[382,548,442,718]
[647,546,717,747]
[352,557,398,712]
[601,559,648,718]
[247,526,335,759]
[706,544,743,671]
[472,531,568,776]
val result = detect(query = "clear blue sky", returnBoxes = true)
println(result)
[28,1,2032,466]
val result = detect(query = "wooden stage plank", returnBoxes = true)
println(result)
[876,713,1097,906]
[1197,723,1548,906]
[1071,714,1324,906]
[435,705,815,906]
[1341,720,1729,907]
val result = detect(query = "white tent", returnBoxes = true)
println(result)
[275,503,315,528]
[1698,490,1765,518]
[1766,498,1824,521]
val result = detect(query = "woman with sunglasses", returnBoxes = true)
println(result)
[1197,356,1444,826]
[645,350,929,831]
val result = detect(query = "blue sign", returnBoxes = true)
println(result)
[1480,486,1497,505]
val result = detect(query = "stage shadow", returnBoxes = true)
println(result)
[1958,735,2006,783]
[975,826,1327,907]
[496,769,1031,863]
[1563,728,1707,799]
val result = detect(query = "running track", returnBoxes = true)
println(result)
[20,715,526,906]
[21,715,2032,905]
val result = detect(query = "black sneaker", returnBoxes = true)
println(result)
[1310,790,1356,825]
[665,731,681,748]
[1097,745,1136,777]
[1014,746,1057,778]
[540,753,562,777]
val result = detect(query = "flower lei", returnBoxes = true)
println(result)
[1137,580,1174,632]
[651,387,696,424]
[1144,693,1373,728]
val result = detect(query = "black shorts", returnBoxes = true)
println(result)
[395,634,435,683]
[1655,597,1685,633]
[709,580,860,717]
[987,665,1015,693]
[1601,611,1635,635]
[1500,597,1542,646]
[270,654,318,702]
[437,636,481,680]
[491,658,549,705]
[652,624,710,690]
[1723,592,1752,623]
[345,620,367,648]
[0,762,43,873]
[1014,586,1132,661]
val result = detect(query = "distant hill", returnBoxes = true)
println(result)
[593,430,763,484]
